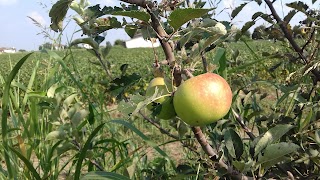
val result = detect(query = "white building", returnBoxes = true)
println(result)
[0,47,16,53]
[125,34,160,48]
[83,44,93,49]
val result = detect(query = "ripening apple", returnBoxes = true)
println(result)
[173,73,232,126]
[146,77,176,120]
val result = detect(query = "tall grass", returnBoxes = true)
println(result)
[0,48,181,179]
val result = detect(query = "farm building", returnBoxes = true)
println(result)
[0,47,16,53]
[125,33,160,48]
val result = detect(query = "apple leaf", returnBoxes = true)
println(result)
[241,21,255,33]
[101,42,112,59]
[232,159,254,173]
[252,12,264,20]
[284,10,297,23]
[125,25,138,38]
[254,0,262,5]
[254,124,294,157]
[117,95,142,118]
[212,47,227,77]
[168,8,212,30]
[49,0,73,32]
[257,142,299,165]
[224,129,243,159]
[45,130,67,141]
[231,3,248,19]
[260,156,289,174]
[286,1,309,13]
[113,10,150,22]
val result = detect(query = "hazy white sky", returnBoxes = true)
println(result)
[0,0,318,51]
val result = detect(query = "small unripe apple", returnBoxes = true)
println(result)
[173,73,232,126]
[146,77,176,120]
[146,77,169,101]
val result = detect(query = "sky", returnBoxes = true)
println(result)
[0,0,318,51]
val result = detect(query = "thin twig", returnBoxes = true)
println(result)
[92,49,113,79]
[139,110,179,139]
[201,52,209,73]
[302,28,316,52]
[138,110,199,154]
[232,108,256,140]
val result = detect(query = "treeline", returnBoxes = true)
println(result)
[251,24,310,41]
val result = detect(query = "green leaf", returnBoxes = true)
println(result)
[260,14,273,23]
[254,124,294,157]
[232,159,254,173]
[286,1,309,13]
[120,64,129,75]
[168,8,212,30]
[224,129,243,159]
[257,142,299,165]
[125,25,138,38]
[113,10,150,22]
[252,12,263,20]
[88,103,95,125]
[85,5,104,18]
[241,21,255,33]
[231,3,248,19]
[299,108,313,132]
[63,94,77,108]
[212,47,227,76]
[71,109,89,127]
[102,41,112,59]
[260,156,289,173]
[49,0,73,32]
[254,0,262,5]
[284,10,297,23]
[46,130,67,140]
[81,171,130,180]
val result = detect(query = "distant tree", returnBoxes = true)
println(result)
[18,49,26,52]
[265,27,284,42]
[39,42,53,50]
[114,39,126,47]
[252,25,267,40]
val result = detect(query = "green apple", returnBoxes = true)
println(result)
[173,73,232,126]
[146,77,169,100]
[146,77,176,120]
